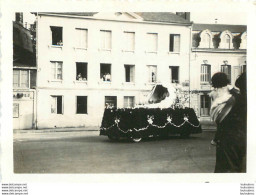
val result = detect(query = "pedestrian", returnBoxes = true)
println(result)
[210,72,246,173]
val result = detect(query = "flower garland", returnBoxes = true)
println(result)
[101,114,200,134]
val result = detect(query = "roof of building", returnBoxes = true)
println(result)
[193,23,247,33]
[135,12,191,24]
[37,12,191,24]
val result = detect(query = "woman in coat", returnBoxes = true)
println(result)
[210,72,246,173]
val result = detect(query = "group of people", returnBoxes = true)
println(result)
[101,73,111,81]
[209,72,247,173]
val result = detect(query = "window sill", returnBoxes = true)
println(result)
[122,50,135,53]
[98,81,112,84]
[145,82,157,86]
[74,80,88,84]
[74,47,87,50]
[168,52,180,55]
[49,45,63,49]
[122,82,135,86]
[76,113,88,115]
[145,51,158,54]
[13,87,30,90]
[200,83,211,85]
[48,80,63,83]
[98,48,112,52]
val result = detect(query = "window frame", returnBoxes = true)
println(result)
[105,96,117,108]
[200,64,211,84]
[146,32,158,53]
[100,63,112,82]
[123,31,135,52]
[124,96,135,108]
[221,64,231,83]
[75,28,88,49]
[169,66,179,83]
[50,95,63,114]
[50,61,63,81]
[50,26,63,46]
[100,30,112,51]
[124,64,135,83]
[241,65,246,73]
[76,62,88,82]
[76,96,88,114]
[169,34,180,53]
[147,65,157,83]
[200,94,211,117]
[13,69,30,89]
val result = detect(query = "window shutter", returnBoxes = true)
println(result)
[174,35,180,52]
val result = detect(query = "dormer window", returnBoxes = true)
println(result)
[203,33,211,48]
[224,34,231,49]
[240,32,247,49]
[219,30,233,49]
[198,30,213,49]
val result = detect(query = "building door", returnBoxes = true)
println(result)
[200,94,211,116]
[13,91,35,130]
[13,100,34,129]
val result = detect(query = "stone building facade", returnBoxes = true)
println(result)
[190,23,247,120]
[35,12,192,128]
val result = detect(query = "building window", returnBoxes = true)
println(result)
[105,96,117,108]
[146,33,158,52]
[76,96,87,114]
[200,95,211,116]
[51,96,63,114]
[123,32,135,51]
[148,65,157,83]
[75,28,88,49]
[124,65,135,83]
[169,66,179,83]
[203,33,211,48]
[124,96,135,108]
[76,63,87,81]
[51,61,63,80]
[50,26,63,46]
[241,65,246,73]
[169,34,180,52]
[100,30,111,50]
[200,64,211,84]
[224,34,231,49]
[221,65,231,83]
[13,70,29,88]
[100,63,111,82]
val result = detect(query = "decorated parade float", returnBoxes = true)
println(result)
[100,83,202,142]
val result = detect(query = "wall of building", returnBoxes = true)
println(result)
[36,14,191,128]
[190,50,246,119]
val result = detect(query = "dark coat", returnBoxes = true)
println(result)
[214,89,247,173]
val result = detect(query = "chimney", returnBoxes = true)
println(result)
[176,12,190,22]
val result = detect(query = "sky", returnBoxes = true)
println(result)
[190,12,247,25]
[19,12,248,26]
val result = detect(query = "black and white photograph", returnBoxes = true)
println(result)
[11,11,248,174]
[1,1,256,195]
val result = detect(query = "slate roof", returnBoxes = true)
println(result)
[135,12,191,24]
[37,12,191,24]
[193,23,247,33]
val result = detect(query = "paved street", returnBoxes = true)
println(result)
[14,130,216,173]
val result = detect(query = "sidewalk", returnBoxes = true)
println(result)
[14,122,216,134]
[13,126,100,134]
[200,120,216,131]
